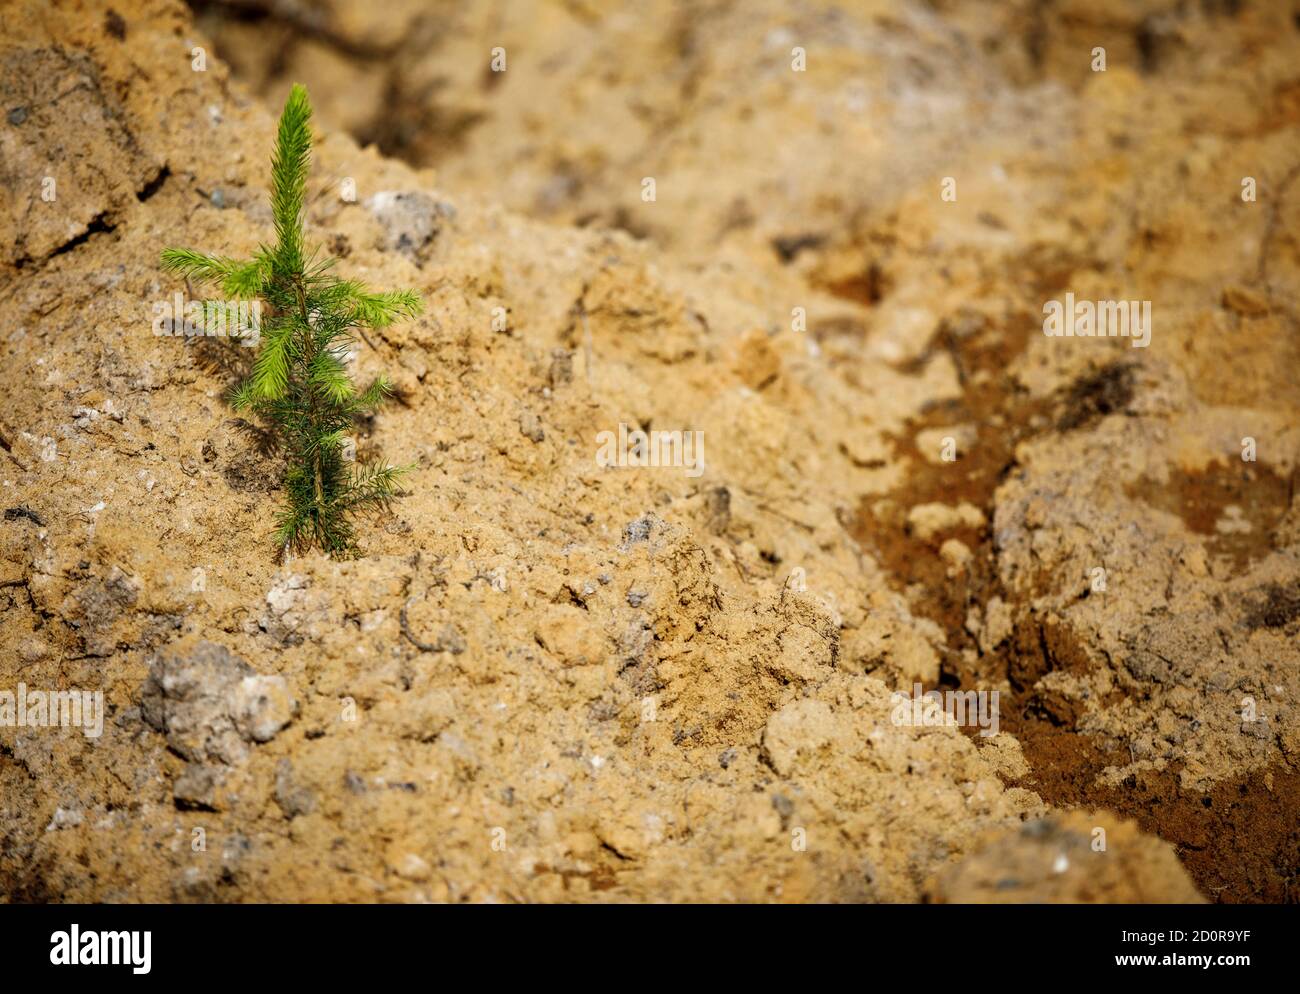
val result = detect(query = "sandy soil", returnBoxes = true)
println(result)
[0,0,1296,903]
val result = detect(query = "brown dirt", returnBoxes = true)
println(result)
[1003,720,1300,904]
[850,279,1299,902]
[1126,461,1294,575]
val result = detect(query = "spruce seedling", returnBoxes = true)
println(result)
[162,84,421,558]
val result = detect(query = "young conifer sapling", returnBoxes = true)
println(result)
[162,84,421,558]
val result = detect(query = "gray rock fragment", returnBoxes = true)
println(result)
[365,190,453,256]
[173,763,225,810]
[274,759,316,819]
[141,640,298,767]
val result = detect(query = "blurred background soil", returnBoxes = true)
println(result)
[1,0,1297,902]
